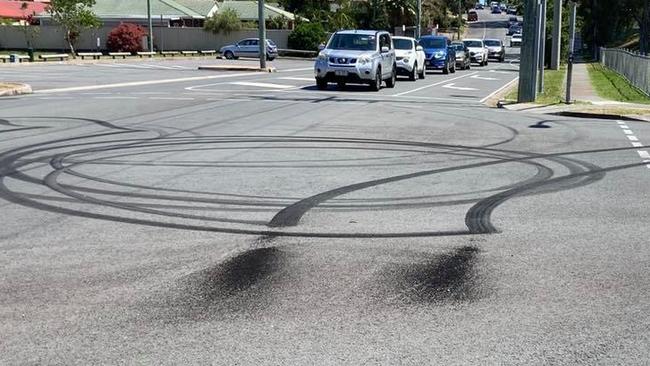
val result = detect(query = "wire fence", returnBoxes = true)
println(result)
[600,48,650,96]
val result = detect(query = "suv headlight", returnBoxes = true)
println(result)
[434,51,445,59]
[317,52,327,61]
[357,55,372,65]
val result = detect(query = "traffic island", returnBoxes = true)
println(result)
[198,65,277,73]
[0,82,32,97]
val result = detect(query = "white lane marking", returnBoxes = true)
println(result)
[37,97,74,100]
[278,77,314,82]
[631,142,644,147]
[623,129,634,135]
[628,135,639,141]
[442,83,479,91]
[638,151,650,159]
[130,92,168,95]
[35,72,252,93]
[93,96,139,99]
[471,75,499,81]
[279,67,314,72]
[619,125,629,129]
[149,97,195,100]
[81,92,112,95]
[617,121,626,124]
[479,77,519,103]
[229,81,295,89]
[393,72,478,96]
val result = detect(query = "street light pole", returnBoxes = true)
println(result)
[565,1,577,104]
[550,0,563,69]
[416,0,422,39]
[258,0,267,69]
[518,0,541,103]
[146,0,153,52]
[537,0,547,93]
[458,0,462,40]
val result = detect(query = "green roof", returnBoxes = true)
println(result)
[216,1,306,21]
[91,0,215,18]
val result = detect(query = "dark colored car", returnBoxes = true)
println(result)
[468,10,478,21]
[508,16,518,26]
[508,24,522,35]
[475,3,484,9]
[419,35,456,74]
[492,5,502,13]
[507,6,517,14]
[450,42,471,70]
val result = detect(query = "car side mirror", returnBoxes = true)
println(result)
[416,45,423,52]
[381,46,389,53]
[318,44,325,51]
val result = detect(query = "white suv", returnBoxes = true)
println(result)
[463,39,489,66]
[314,30,397,91]
[393,36,426,81]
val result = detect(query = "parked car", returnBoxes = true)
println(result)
[393,36,426,81]
[510,33,523,47]
[492,5,502,13]
[507,6,517,14]
[450,42,471,70]
[219,38,278,61]
[484,39,506,62]
[419,35,456,74]
[463,39,489,66]
[314,30,397,91]
[508,16,518,26]
[500,3,507,12]
[468,9,478,21]
[507,24,522,36]
[475,3,484,9]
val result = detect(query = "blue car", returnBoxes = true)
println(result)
[418,35,456,74]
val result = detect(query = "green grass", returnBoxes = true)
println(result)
[504,67,567,104]
[587,63,650,104]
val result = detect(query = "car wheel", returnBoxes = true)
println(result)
[316,78,328,90]
[409,63,417,81]
[224,51,234,60]
[386,66,397,88]
[337,80,346,90]
[369,68,382,91]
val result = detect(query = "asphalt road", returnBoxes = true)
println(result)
[1,12,650,365]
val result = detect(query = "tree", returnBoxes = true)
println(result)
[47,0,100,56]
[204,8,242,34]
[106,23,146,53]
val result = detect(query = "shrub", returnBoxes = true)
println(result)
[204,8,242,34]
[106,23,146,53]
[288,22,326,51]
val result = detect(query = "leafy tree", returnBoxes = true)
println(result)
[47,0,100,56]
[288,22,326,51]
[204,8,242,34]
[106,23,146,53]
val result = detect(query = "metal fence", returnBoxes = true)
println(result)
[600,47,650,96]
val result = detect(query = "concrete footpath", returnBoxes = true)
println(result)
[502,62,650,121]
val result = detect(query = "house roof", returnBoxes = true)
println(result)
[90,0,215,19]
[216,1,306,21]
[0,0,47,20]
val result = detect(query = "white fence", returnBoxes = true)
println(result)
[0,25,291,52]
[600,47,650,96]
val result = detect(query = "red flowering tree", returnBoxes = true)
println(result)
[106,23,147,53]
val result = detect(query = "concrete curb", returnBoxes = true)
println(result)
[198,65,277,73]
[0,83,32,97]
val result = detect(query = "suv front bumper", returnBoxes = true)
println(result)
[425,58,447,70]
[315,60,376,83]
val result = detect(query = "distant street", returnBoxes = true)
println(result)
[1,9,650,365]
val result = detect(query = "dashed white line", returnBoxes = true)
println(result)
[637,150,650,159]
[631,142,644,147]
[393,72,478,96]
[623,129,634,135]
[229,81,295,89]
[628,135,639,141]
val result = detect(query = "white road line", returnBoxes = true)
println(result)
[620,125,629,129]
[392,72,478,96]
[93,96,139,99]
[471,75,499,81]
[479,77,519,103]
[631,142,644,147]
[628,135,639,141]
[279,67,314,72]
[442,83,479,91]
[229,81,295,89]
[278,77,314,82]
[617,121,626,125]
[638,151,650,159]
[149,97,195,100]
[35,72,252,93]
[623,129,634,135]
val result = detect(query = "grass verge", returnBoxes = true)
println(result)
[504,66,566,104]
[587,63,650,104]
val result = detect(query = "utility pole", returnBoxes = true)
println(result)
[518,0,541,102]
[146,0,153,52]
[258,0,267,69]
[537,0,547,93]
[458,0,462,40]
[565,1,577,104]
[550,0,562,69]
[416,0,422,39]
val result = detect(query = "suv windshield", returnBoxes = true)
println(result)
[484,40,501,46]
[328,34,377,51]
[450,44,465,51]
[393,39,413,50]
[463,40,483,47]
[419,38,446,49]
